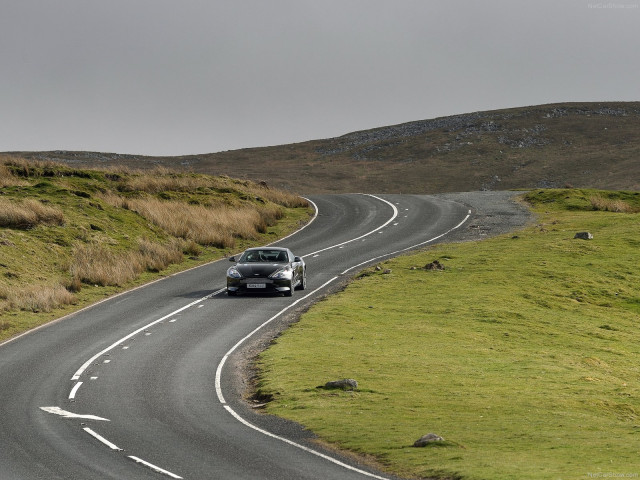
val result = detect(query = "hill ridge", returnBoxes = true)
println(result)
[8,101,640,193]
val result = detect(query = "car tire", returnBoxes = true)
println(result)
[227,290,236,296]
[297,270,307,291]
[285,281,294,297]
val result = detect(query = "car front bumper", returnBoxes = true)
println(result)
[226,277,292,294]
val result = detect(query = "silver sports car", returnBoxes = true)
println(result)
[226,247,306,296]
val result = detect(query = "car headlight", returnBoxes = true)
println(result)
[227,267,243,279]
[269,266,292,279]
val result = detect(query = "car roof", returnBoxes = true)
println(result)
[245,247,288,251]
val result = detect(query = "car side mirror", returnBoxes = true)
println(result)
[294,257,302,263]
[229,256,236,262]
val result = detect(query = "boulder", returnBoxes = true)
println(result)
[425,260,445,270]
[413,433,444,447]
[574,232,593,240]
[321,379,358,390]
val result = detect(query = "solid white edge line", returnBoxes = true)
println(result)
[223,405,390,480]
[215,276,338,405]
[128,456,183,479]
[83,427,123,451]
[69,381,83,400]
[302,194,398,258]
[215,274,391,480]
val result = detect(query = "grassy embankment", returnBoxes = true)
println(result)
[0,157,311,342]
[257,189,640,480]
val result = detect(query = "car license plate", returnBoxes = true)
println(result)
[247,283,266,289]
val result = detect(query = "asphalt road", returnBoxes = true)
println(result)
[0,193,529,480]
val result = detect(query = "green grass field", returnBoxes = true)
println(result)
[256,190,640,480]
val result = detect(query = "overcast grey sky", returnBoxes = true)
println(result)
[1,0,638,156]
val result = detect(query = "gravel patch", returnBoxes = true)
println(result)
[435,190,534,243]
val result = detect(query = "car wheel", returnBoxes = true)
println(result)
[285,281,294,297]
[297,270,307,291]
[227,290,236,296]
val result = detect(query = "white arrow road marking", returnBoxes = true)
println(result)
[215,276,339,404]
[40,406,109,421]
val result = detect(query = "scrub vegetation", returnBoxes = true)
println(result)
[0,156,311,340]
[256,189,640,480]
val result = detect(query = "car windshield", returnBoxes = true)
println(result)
[240,250,288,263]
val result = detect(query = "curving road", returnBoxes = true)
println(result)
[0,193,489,480]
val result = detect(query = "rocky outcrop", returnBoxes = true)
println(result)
[315,104,640,159]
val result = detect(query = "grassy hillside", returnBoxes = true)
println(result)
[11,102,640,194]
[0,156,312,341]
[256,189,640,480]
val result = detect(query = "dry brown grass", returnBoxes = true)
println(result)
[0,160,29,187]
[0,284,76,313]
[122,197,273,248]
[114,167,225,193]
[70,245,140,286]
[183,239,202,257]
[1,155,62,177]
[107,167,308,208]
[589,195,637,213]
[136,237,184,272]
[95,191,123,208]
[243,183,310,208]
[70,238,185,287]
[0,198,65,229]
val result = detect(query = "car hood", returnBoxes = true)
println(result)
[235,263,283,277]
